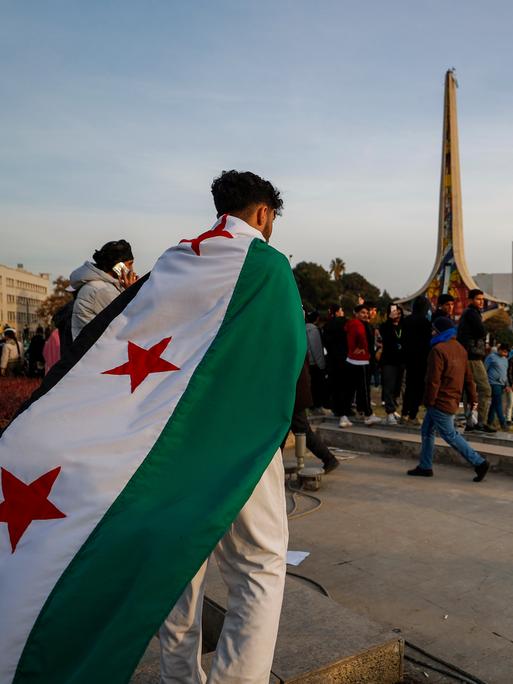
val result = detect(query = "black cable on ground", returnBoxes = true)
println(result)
[283,562,488,684]
[286,480,322,520]
[404,654,485,684]
[405,641,488,684]
[285,570,332,599]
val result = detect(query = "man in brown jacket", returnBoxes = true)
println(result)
[407,317,489,482]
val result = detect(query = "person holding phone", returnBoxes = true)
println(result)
[69,239,137,339]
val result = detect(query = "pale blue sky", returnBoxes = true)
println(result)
[1,1,513,296]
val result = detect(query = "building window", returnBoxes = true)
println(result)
[6,278,14,287]
[7,294,15,304]
[7,311,15,322]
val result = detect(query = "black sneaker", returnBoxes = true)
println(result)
[483,425,497,434]
[407,466,433,477]
[323,457,340,474]
[465,424,475,432]
[473,460,489,482]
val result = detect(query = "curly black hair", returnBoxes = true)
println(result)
[93,240,133,272]
[211,170,283,217]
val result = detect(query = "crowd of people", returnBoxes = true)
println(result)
[305,288,513,482]
[306,289,513,433]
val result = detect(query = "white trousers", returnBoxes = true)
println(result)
[159,449,288,684]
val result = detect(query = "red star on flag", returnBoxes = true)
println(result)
[0,467,66,553]
[180,213,233,255]
[102,337,180,393]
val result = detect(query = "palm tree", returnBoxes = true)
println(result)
[329,258,346,281]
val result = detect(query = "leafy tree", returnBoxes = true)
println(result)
[37,276,73,325]
[329,257,346,281]
[484,309,513,346]
[293,259,397,319]
[494,328,513,346]
[293,262,339,312]
[338,272,380,314]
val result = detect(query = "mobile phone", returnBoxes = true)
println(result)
[112,262,129,277]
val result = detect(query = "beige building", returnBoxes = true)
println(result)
[0,263,50,334]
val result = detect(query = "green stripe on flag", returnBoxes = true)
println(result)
[15,239,306,684]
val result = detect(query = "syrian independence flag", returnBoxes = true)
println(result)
[0,215,306,684]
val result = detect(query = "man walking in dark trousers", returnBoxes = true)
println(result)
[323,303,347,417]
[408,317,489,482]
[457,289,494,433]
[402,296,432,424]
[283,357,339,473]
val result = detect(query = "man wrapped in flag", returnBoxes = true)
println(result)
[0,170,306,684]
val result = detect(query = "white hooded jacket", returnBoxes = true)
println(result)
[69,261,123,340]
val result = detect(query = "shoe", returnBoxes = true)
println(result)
[500,424,511,432]
[323,457,340,474]
[483,424,497,434]
[394,412,401,419]
[399,415,409,425]
[410,417,421,426]
[473,460,489,482]
[386,414,398,426]
[339,415,353,428]
[407,466,433,477]
[364,415,382,426]
[465,424,475,432]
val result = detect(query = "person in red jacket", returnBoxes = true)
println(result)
[339,304,381,428]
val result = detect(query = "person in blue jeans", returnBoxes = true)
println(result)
[408,317,489,482]
[485,343,511,430]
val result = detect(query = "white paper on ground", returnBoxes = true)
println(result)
[286,550,310,566]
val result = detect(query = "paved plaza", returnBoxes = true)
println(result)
[286,448,513,683]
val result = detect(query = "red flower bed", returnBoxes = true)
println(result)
[0,378,42,427]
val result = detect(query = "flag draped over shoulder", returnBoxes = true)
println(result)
[0,215,306,684]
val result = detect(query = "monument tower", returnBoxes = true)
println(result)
[400,69,506,315]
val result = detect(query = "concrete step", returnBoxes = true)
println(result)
[132,564,403,683]
[130,639,279,683]
[316,418,513,474]
[203,563,403,683]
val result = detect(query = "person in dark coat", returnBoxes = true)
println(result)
[305,311,327,410]
[364,301,379,390]
[322,303,347,416]
[401,296,432,423]
[432,293,455,322]
[52,298,75,353]
[281,356,339,473]
[27,326,45,377]
[379,303,405,425]
[457,289,494,432]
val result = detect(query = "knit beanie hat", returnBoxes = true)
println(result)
[433,317,455,333]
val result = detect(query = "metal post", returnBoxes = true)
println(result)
[295,433,306,470]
